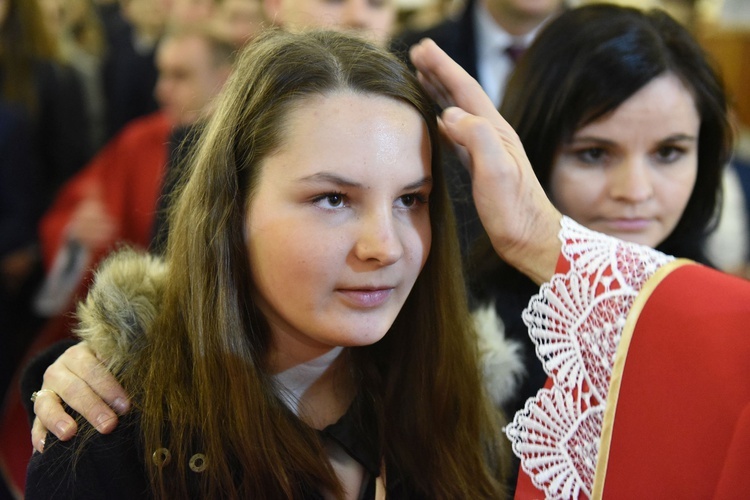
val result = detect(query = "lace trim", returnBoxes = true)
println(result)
[504,217,673,498]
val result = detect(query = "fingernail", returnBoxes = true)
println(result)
[112,397,128,414]
[96,413,111,429]
[55,421,70,436]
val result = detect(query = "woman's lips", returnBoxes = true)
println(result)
[603,218,652,232]
[336,288,394,308]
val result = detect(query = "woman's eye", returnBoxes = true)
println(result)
[576,147,608,164]
[654,145,684,164]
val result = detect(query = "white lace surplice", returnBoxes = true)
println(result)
[504,217,673,499]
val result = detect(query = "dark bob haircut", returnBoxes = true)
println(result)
[500,3,733,261]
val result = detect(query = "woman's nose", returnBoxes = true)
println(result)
[609,157,654,203]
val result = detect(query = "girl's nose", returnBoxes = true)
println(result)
[353,212,403,266]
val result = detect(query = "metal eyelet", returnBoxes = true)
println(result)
[189,453,208,473]
[152,448,172,468]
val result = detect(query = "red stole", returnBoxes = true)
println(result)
[516,262,750,498]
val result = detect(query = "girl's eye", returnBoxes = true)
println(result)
[313,192,346,209]
[396,193,428,208]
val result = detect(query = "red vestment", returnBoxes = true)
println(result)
[511,218,750,499]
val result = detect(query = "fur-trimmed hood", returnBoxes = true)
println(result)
[77,251,525,407]
[75,249,167,376]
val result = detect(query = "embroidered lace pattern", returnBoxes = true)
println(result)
[504,217,673,498]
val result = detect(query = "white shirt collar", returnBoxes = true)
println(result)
[273,346,344,415]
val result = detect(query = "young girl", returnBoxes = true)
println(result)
[25,29,508,498]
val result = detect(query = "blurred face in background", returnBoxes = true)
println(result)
[167,0,216,24]
[262,0,395,47]
[122,0,169,38]
[154,34,231,126]
[549,73,700,248]
[484,0,563,35]
[37,0,65,39]
[212,0,264,47]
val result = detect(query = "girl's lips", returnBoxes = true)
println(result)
[337,288,394,308]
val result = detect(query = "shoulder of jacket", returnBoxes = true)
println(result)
[472,302,526,408]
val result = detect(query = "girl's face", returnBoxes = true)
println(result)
[246,92,432,371]
[550,73,700,248]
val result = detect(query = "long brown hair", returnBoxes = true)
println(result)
[120,29,506,498]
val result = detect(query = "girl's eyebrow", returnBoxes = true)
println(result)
[297,172,433,191]
[297,172,362,188]
[404,177,433,191]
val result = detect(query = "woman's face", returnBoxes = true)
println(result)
[550,73,700,248]
[264,0,395,48]
[245,92,432,371]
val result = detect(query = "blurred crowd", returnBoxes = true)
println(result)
[0,0,273,411]
[0,0,749,497]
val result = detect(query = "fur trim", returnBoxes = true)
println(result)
[472,302,525,408]
[75,249,167,374]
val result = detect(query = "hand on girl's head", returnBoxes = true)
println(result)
[409,38,561,282]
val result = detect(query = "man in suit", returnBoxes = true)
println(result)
[395,0,564,107]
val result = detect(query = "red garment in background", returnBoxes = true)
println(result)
[39,111,171,275]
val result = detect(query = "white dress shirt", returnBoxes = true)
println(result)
[473,3,545,108]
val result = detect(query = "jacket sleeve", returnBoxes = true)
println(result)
[25,413,148,499]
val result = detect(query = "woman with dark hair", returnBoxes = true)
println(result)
[468,3,733,422]
[24,29,509,499]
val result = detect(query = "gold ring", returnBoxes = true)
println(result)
[30,389,59,403]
